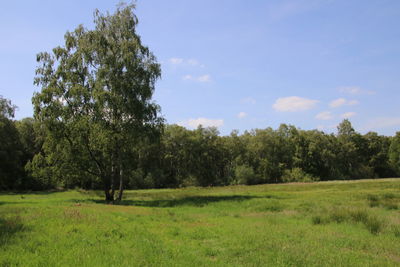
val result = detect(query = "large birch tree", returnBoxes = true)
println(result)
[33,3,163,202]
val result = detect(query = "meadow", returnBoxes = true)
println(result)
[1,178,399,266]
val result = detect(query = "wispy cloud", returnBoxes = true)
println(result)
[347,100,359,106]
[273,96,318,112]
[197,74,211,82]
[178,117,224,129]
[329,98,359,108]
[237,112,247,119]
[169,57,184,65]
[169,57,205,67]
[329,98,346,108]
[182,74,193,81]
[315,111,333,120]
[182,74,211,83]
[339,86,375,95]
[241,97,256,105]
[341,112,356,118]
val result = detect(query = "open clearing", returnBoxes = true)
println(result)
[1,178,399,266]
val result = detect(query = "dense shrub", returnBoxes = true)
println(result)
[281,168,319,183]
[234,164,256,185]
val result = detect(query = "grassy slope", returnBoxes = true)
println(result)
[0,179,399,266]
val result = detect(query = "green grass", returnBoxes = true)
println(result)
[1,178,400,266]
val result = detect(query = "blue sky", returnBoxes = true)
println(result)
[1,0,399,135]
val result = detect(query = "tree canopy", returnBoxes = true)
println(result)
[32,3,163,202]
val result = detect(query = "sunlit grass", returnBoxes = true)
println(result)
[0,178,399,266]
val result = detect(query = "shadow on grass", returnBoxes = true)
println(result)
[0,189,66,196]
[0,216,26,247]
[71,194,270,208]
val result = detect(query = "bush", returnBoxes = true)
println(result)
[181,175,198,187]
[143,173,155,189]
[234,164,256,185]
[281,168,319,183]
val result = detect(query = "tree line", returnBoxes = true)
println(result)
[1,96,400,192]
[1,4,399,201]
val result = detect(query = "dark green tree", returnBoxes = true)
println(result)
[33,3,163,201]
[0,96,23,189]
[389,132,400,175]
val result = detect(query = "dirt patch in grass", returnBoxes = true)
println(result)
[63,208,85,220]
[386,253,400,263]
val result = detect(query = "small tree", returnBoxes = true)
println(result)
[33,3,163,202]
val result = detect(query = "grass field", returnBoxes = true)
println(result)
[1,179,399,266]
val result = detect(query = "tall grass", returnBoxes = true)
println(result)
[0,178,399,266]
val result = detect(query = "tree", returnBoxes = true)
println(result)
[0,96,23,189]
[33,3,163,202]
[337,119,355,137]
[389,132,400,175]
[0,96,17,119]
[364,132,394,177]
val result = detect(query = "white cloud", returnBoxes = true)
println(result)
[241,97,256,105]
[178,117,224,129]
[329,98,346,108]
[197,74,211,82]
[182,74,193,80]
[330,98,359,108]
[341,112,356,118]
[273,96,318,112]
[348,100,359,106]
[169,57,204,67]
[339,86,375,95]
[364,117,400,130]
[187,59,199,66]
[315,111,333,120]
[169,57,184,65]
[182,74,211,82]
[237,112,247,119]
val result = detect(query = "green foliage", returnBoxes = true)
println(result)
[234,164,256,185]
[0,96,24,190]
[389,132,400,175]
[337,118,355,137]
[0,96,16,119]
[3,113,400,191]
[281,168,319,183]
[32,3,163,200]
